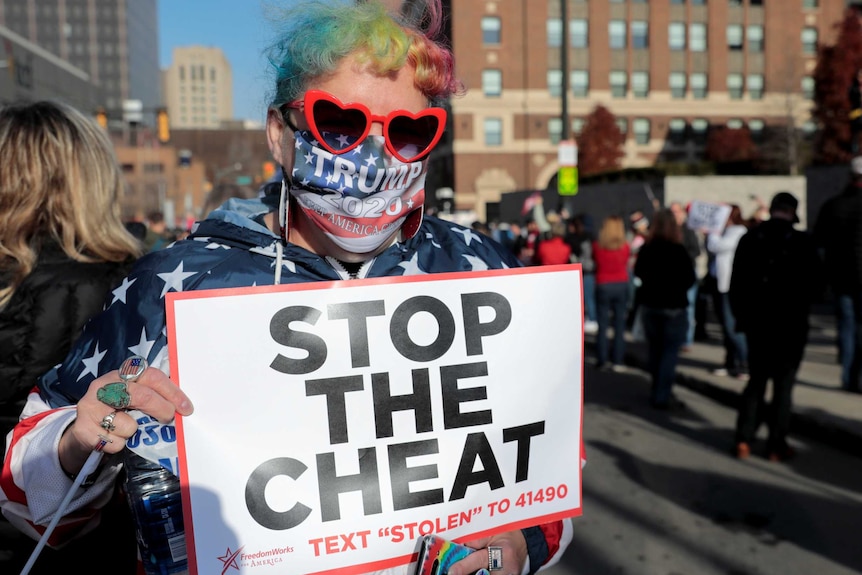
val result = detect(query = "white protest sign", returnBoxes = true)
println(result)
[166,266,584,575]
[686,200,732,235]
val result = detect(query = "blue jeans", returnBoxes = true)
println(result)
[641,306,688,405]
[684,282,697,346]
[596,281,629,366]
[583,273,596,322]
[718,292,747,372]
[836,293,862,390]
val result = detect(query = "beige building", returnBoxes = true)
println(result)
[162,46,233,129]
[449,0,851,221]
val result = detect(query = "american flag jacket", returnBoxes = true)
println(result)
[0,197,573,573]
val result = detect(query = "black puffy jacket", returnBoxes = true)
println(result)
[0,241,132,417]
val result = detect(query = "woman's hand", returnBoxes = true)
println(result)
[58,367,193,475]
[447,530,528,575]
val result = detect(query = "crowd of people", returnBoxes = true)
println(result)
[466,180,861,464]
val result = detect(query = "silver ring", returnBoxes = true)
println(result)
[488,546,503,571]
[99,411,118,432]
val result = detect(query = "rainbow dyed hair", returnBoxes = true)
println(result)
[265,0,462,108]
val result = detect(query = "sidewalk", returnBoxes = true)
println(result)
[595,308,862,459]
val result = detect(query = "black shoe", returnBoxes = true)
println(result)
[650,396,686,411]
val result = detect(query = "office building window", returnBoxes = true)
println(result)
[547,18,562,47]
[482,16,501,44]
[691,73,708,99]
[633,118,651,145]
[549,118,562,145]
[802,27,818,55]
[803,0,819,8]
[727,118,744,129]
[690,23,707,52]
[727,74,744,99]
[548,70,563,97]
[616,117,628,137]
[609,20,627,49]
[670,0,685,3]
[485,118,503,146]
[802,121,817,136]
[691,0,706,4]
[727,24,743,51]
[747,25,764,52]
[729,0,742,6]
[748,119,765,142]
[670,72,687,98]
[802,76,815,99]
[747,74,764,99]
[572,118,585,135]
[632,71,649,98]
[571,19,588,48]
[750,0,763,5]
[669,23,686,50]
[610,71,628,98]
[692,118,709,143]
[632,21,649,49]
[483,69,502,97]
[571,70,589,97]
[669,118,687,144]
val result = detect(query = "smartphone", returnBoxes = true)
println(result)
[414,534,476,575]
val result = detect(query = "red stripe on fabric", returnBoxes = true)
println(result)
[539,521,564,565]
[0,409,62,505]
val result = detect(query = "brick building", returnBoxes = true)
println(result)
[448,0,851,221]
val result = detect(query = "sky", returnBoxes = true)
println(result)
[158,1,275,124]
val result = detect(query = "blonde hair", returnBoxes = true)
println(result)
[597,215,626,250]
[0,100,142,308]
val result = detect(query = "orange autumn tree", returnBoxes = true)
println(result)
[811,8,862,164]
[577,104,624,176]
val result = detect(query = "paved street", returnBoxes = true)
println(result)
[2,310,861,574]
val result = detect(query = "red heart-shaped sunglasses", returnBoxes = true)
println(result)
[283,90,447,163]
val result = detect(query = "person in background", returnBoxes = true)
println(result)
[730,192,823,460]
[670,202,702,350]
[535,219,571,266]
[705,204,749,379]
[567,214,597,334]
[0,2,572,574]
[0,100,142,571]
[142,211,175,252]
[634,209,696,410]
[0,100,143,434]
[814,157,862,393]
[593,215,631,372]
[200,182,256,219]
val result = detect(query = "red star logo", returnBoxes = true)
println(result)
[218,546,244,574]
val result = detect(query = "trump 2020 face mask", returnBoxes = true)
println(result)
[286,129,427,253]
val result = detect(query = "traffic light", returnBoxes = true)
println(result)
[95,108,108,129]
[156,107,170,143]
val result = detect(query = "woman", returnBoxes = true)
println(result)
[0,101,142,428]
[0,2,572,574]
[634,210,696,409]
[0,100,143,571]
[706,204,749,378]
[592,215,631,371]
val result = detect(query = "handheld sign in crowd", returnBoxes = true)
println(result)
[686,200,732,236]
[166,265,584,575]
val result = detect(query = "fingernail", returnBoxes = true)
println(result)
[180,400,193,413]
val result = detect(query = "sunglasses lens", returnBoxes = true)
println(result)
[388,114,440,161]
[311,99,367,148]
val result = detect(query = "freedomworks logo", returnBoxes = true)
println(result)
[217,544,296,572]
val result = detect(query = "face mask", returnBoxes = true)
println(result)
[287,129,427,253]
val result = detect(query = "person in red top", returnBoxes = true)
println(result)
[592,215,631,371]
[535,220,572,265]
